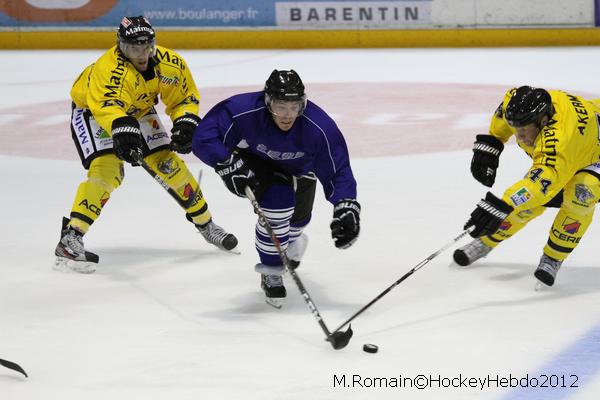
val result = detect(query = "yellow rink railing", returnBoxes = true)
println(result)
[2,28,600,49]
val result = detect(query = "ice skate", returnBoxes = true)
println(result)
[54,217,99,274]
[286,234,308,269]
[261,273,287,309]
[534,254,562,289]
[197,220,239,253]
[453,238,493,266]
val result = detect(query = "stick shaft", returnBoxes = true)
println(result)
[332,228,473,333]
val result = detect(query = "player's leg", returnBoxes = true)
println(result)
[454,206,546,266]
[139,111,237,251]
[55,107,122,273]
[287,174,317,267]
[537,169,600,286]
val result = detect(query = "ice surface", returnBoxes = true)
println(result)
[1,47,599,399]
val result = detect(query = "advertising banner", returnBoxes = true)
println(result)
[0,0,594,29]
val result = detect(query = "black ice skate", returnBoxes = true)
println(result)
[197,220,239,252]
[54,217,99,274]
[453,238,493,266]
[534,254,563,288]
[261,274,287,309]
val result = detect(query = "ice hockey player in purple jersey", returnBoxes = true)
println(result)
[192,69,360,307]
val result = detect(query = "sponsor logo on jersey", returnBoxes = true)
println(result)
[183,184,195,199]
[150,119,160,130]
[575,184,594,205]
[499,221,512,231]
[146,132,169,142]
[257,143,305,161]
[94,128,110,139]
[104,53,127,98]
[551,228,581,244]
[155,48,186,72]
[158,73,180,86]
[158,158,180,175]
[78,199,102,216]
[562,217,581,234]
[510,188,531,206]
[100,192,110,207]
[541,122,558,168]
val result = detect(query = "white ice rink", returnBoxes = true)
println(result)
[1,47,600,399]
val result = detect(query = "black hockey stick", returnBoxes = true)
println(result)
[330,227,474,334]
[130,150,198,209]
[245,187,353,350]
[0,358,28,378]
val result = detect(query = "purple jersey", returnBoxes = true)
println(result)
[192,91,357,204]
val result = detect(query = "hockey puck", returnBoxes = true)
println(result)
[363,344,378,353]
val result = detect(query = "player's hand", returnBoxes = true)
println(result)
[471,134,504,187]
[464,192,513,237]
[330,199,361,249]
[215,153,256,197]
[171,114,201,154]
[112,116,143,164]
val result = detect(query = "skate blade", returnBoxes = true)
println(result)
[534,281,547,292]
[226,247,241,255]
[265,297,284,309]
[53,257,97,274]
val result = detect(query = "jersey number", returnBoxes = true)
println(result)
[528,168,552,195]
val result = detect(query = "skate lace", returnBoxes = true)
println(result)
[264,274,283,287]
[198,222,228,246]
[462,239,492,260]
[62,229,85,255]
[539,255,562,272]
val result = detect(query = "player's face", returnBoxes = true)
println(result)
[269,100,303,131]
[514,123,540,147]
[120,41,155,71]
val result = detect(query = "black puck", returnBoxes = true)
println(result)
[363,344,378,353]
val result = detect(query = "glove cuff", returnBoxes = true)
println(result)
[173,114,201,128]
[334,199,361,214]
[112,116,141,136]
[483,191,514,215]
[473,135,504,156]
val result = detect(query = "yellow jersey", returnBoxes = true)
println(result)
[489,89,600,211]
[70,45,200,133]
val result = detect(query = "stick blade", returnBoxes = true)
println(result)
[328,325,354,350]
[0,358,28,377]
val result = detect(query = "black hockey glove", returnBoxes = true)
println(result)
[464,192,514,238]
[112,116,143,164]
[171,114,201,154]
[471,134,504,187]
[330,199,361,249]
[215,153,256,197]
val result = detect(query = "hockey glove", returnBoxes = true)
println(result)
[464,192,514,238]
[215,153,256,197]
[171,114,201,154]
[112,116,143,164]
[471,134,504,187]
[330,199,361,249]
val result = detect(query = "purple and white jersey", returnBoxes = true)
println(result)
[192,91,357,204]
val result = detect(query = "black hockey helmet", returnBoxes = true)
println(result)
[264,69,307,116]
[505,86,553,128]
[117,16,155,44]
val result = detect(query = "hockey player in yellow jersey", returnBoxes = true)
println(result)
[54,16,238,273]
[454,86,600,287]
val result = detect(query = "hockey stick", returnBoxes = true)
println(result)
[245,186,353,350]
[330,227,474,334]
[130,150,198,209]
[0,358,28,378]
